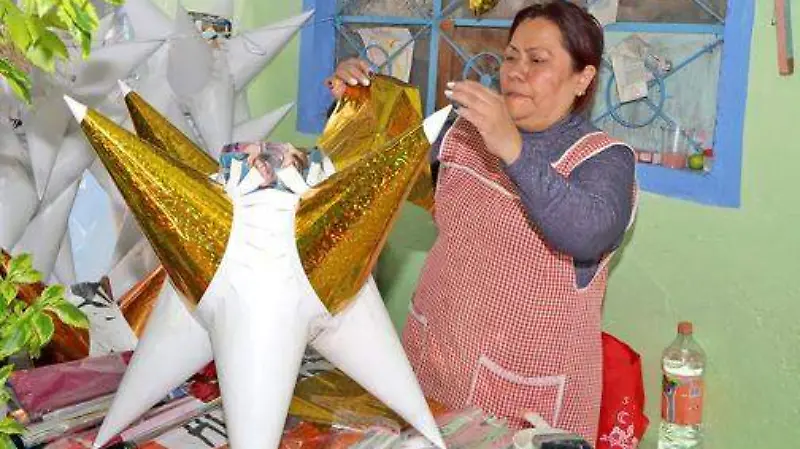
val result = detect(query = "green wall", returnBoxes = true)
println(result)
[602,3,800,447]
[191,1,798,447]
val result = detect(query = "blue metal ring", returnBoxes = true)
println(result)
[363,43,392,74]
[605,68,667,129]
[462,52,502,88]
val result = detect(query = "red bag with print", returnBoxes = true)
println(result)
[596,332,649,449]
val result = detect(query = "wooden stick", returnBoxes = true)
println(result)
[776,0,794,76]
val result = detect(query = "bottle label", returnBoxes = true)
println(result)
[661,374,704,425]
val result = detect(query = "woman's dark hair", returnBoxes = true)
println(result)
[508,1,604,113]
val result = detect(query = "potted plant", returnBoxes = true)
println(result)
[0,253,89,447]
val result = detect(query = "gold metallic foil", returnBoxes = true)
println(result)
[124,90,219,176]
[119,265,167,336]
[317,75,435,212]
[468,0,500,15]
[1,249,90,365]
[289,370,402,426]
[295,121,430,314]
[80,109,232,307]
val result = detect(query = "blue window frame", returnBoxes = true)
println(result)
[297,0,754,207]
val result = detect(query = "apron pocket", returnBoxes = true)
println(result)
[467,355,567,429]
[402,302,429,375]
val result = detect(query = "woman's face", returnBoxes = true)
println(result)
[499,18,596,132]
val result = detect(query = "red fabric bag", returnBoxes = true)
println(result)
[596,332,649,449]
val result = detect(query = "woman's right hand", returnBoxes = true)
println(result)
[325,58,372,99]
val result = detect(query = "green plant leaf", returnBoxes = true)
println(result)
[7,253,40,285]
[0,388,12,406]
[31,313,54,346]
[0,364,14,386]
[0,435,14,449]
[45,301,88,329]
[77,0,99,27]
[40,29,68,60]
[0,433,18,449]
[7,254,32,278]
[38,285,65,306]
[0,416,25,435]
[0,325,28,359]
[35,0,59,16]
[5,11,32,53]
[24,15,46,43]
[0,282,16,306]
[25,42,56,72]
[40,7,68,29]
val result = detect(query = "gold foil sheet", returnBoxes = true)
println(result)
[317,75,434,212]
[119,265,168,336]
[124,91,219,176]
[295,122,431,314]
[469,0,501,15]
[81,109,232,307]
[289,370,402,426]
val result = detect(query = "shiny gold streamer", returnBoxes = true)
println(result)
[296,122,431,314]
[289,370,402,426]
[124,90,219,176]
[317,75,434,212]
[119,265,168,336]
[468,0,501,15]
[80,109,232,306]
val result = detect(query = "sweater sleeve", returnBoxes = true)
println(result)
[503,144,635,261]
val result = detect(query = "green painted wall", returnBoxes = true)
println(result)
[184,1,798,447]
[602,3,800,447]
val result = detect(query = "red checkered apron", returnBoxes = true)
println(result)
[402,118,637,442]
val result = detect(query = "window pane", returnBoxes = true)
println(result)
[590,33,722,156]
[436,27,507,108]
[617,0,726,24]
[334,24,433,107]
[337,0,433,17]
[445,0,533,19]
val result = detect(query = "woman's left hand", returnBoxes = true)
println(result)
[446,80,522,165]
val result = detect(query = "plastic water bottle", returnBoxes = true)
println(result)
[658,321,706,449]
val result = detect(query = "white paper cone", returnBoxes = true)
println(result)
[187,184,321,448]
[233,90,251,126]
[232,102,294,143]
[53,232,76,285]
[107,239,160,298]
[25,95,71,199]
[69,41,162,103]
[42,131,93,205]
[121,0,174,41]
[0,121,28,169]
[93,282,213,448]
[207,0,234,19]
[111,214,146,272]
[226,10,314,91]
[198,288,310,449]
[92,13,116,48]
[167,6,214,98]
[0,157,38,248]
[187,65,233,158]
[13,181,79,279]
[310,278,445,449]
[89,158,128,226]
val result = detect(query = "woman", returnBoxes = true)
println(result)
[328,1,637,441]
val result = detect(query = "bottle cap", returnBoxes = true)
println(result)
[678,321,693,335]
